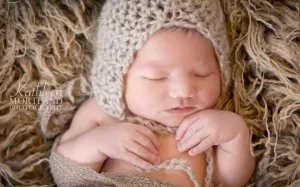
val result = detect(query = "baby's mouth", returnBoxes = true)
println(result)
[166,107,196,115]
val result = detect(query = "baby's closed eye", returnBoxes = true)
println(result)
[141,71,214,81]
[142,76,167,81]
[140,71,167,81]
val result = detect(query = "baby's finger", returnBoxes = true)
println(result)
[179,122,203,145]
[178,130,210,153]
[134,134,158,155]
[122,149,153,170]
[176,113,200,140]
[137,126,160,152]
[126,141,160,165]
[189,137,214,156]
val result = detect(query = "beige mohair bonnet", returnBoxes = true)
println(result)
[91,0,231,120]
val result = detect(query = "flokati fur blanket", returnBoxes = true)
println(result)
[0,0,299,186]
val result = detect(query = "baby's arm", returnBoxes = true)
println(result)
[213,118,255,187]
[56,97,160,172]
[59,97,107,144]
[176,110,255,187]
[56,97,111,172]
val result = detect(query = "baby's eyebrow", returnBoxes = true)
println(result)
[137,60,213,71]
[192,60,209,66]
[138,62,166,70]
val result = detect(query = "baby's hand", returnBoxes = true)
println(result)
[96,122,161,170]
[175,109,249,156]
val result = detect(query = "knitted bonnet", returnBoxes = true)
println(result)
[91,0,231,120]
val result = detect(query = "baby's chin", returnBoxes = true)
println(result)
[154,108,207,128]
[160,117,185,128]
[130,111,189,128]
[151,115,186,128]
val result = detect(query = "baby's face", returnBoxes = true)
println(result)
[125,29,221,127]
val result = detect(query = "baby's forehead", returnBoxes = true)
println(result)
[129,56,217,75]
[130,28,217,70]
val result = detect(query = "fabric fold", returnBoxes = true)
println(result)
[50,135,179,187]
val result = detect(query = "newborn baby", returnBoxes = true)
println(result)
[57,28,255,187]
[55,1,255,187]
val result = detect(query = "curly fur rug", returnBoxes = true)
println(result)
[0,0,299,186]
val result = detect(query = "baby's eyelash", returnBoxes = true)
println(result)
[194,74,207,78]
[194,72,213,78]
[142,77,167,81]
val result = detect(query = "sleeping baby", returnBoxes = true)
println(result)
[52,0,255,187]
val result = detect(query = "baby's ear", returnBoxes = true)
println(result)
[122,74,127,96]
[133,51,137,60]
[122,74,127,84]
[131,50,139,64]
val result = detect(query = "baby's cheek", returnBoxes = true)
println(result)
[139,83,165,100]
[205,81,220,102]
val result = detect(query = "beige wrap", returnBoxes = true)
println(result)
[50,135,179,187]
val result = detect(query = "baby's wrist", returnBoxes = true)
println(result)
[219,115,250,153]
[219,129,250,154]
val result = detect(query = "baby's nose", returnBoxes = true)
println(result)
[169,79,195,99]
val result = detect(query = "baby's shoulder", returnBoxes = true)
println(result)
[75,97,119,125]
[59,97,118,144]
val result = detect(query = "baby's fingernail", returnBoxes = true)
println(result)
[155,158,160,164]
[189,150,194,156]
